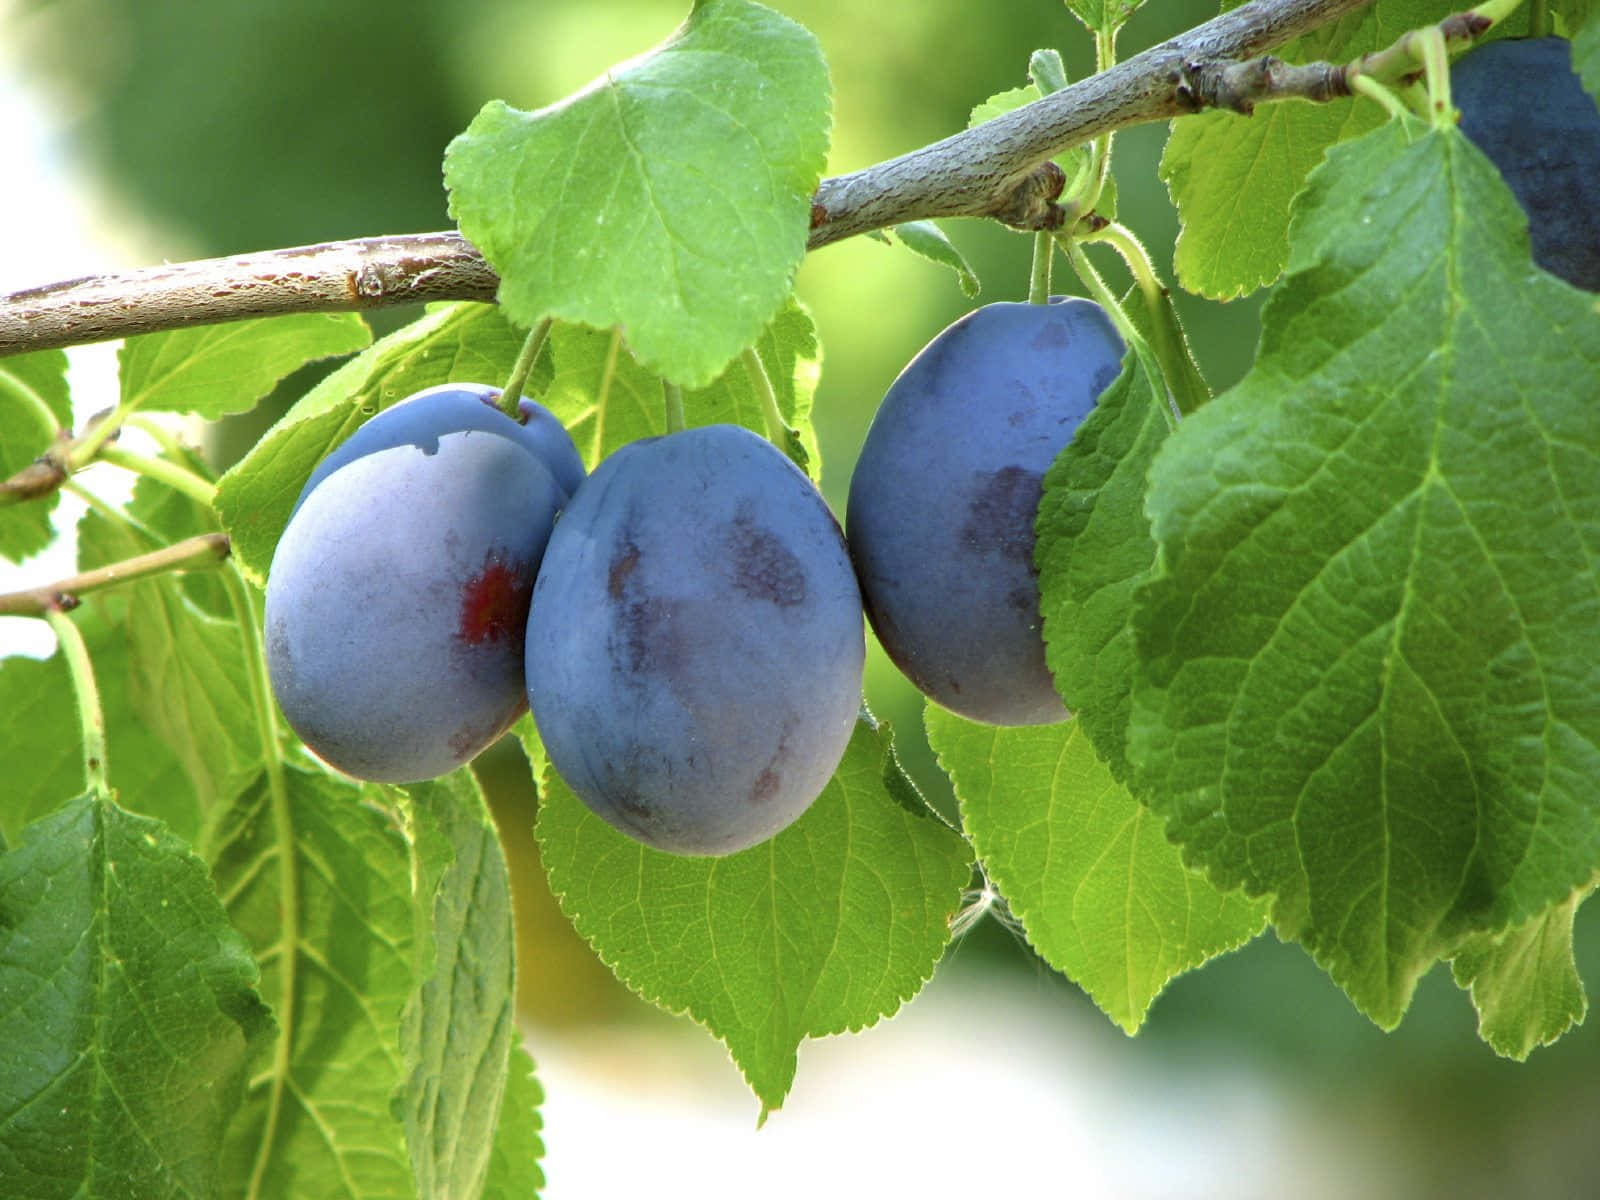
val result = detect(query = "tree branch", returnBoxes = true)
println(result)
[0,0,1389,357]
[0,532,231,615]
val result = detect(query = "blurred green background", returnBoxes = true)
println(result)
[9,0,1597,1194]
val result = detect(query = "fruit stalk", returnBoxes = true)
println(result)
[500,316,553,419]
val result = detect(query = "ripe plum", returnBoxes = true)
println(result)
[266,386,567,781]
[525,424,864,856]
[846,297,1124,725]
[1452,37,1600,291]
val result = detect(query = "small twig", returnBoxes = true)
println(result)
[0,532,231,615]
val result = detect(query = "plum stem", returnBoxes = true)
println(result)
[742,347,786,446]
[1028,232,1054,304]
[664,381,687,434]
[44,604,111,799]
[500,316,553,419]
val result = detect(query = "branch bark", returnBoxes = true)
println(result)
[0,0,1379,357]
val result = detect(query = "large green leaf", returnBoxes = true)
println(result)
[215,766,418,1197]
[444,0,830,388]
[927,707,1266,1033]
[542,298,821,475]
[0,348,70,562]
[399,772,522,1200]
[118,313,370,420]
[1036,347,1171,779]
[0,795,272,1199]
[1160,0,1451,299]
[1130,117,1600,1030]
[536,716,971,1116]
[215,302,530,583]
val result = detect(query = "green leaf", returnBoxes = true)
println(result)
[536,716,971,1116]
[0,795,273,1199]
[400,771,520,1200]
[0,348,70,562]
[77,490,262,809]
[927,707,1266,1033]
[481,1043,546,1200]
[215,766,418,1197]
[1452,879,1594,1060]
[118,313,371,420]
[215,301,530,583]
[1130,117,1600,1028]
[0,605,199,846]
[887,221,981,298]
[1160,0,1446,299]
[543,297,822,475]
[444,0,830,388]
[1036,347,1171,779]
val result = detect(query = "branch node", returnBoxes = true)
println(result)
[986,161,1069,232]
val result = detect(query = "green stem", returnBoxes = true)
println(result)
[500,317,553,419]
[0,532,231,615]
[125,413,194,460]
[1028,231,1054,304]
[741,348,788,447]
[222,562,298,1200]
[44,605,110,798]
[63,478,159,544]
[68,404,130,468]
[1412,26,1453,127]
[1082,222,1193,414]
[1059,234,1179,435]
[1351,73,1412,121]
[98,444,218,507]
[1518,0,1543,36]
[663,381,687,434]
[1058,235,1139,353]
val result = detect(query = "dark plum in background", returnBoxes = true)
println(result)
[266,389,568,782]
[846,297,1124,726]
[1452,37,1600,291]
[525,424,864,856]
[296,382,587,506]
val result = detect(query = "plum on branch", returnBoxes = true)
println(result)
[265,385,569,782]
[846,298,1124,726]
[525,424,864,856]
